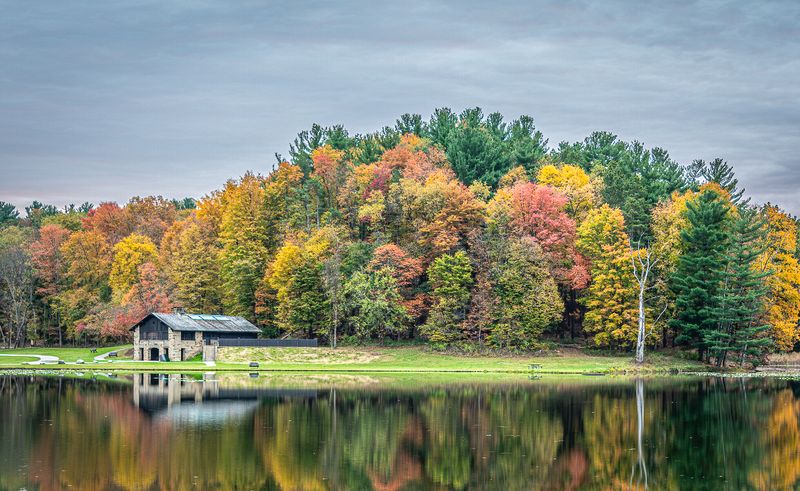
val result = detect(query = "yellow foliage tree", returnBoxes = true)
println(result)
[497,165,529,189]
[392,170,484,262]
[160,216,222,313]
[109,234,157,302]
[577,205,640,348]
[311,145,350,212]
[264,161,305,242]
[265,227,337,336]
[759,205,800,350]
[60,230,112,289]
[536,163,600,222]
[218,172,270,319]
[651,190,697,274]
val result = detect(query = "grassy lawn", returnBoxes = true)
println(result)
[0,345,129,362]
[0,345,707,374]
[0,356,40,365]
[214,346,706,373]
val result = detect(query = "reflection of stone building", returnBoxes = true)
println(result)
[132,373,216,410]
[132,373,317,424]
[130,311,260,361]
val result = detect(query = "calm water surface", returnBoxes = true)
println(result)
[0,373,797,490]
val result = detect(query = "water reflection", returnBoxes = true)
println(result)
[0,374,798,490]
[133,373,317,425]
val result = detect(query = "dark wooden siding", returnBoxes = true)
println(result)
[203,331,259,341]
[216,338,317,347]
[138,317,168,340]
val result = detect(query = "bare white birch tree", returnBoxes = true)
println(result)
[631,242,668,364]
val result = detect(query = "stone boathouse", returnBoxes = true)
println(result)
[130,311,260,361]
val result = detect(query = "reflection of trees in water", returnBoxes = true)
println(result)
[2,376,800,490]
[633,379,648,489]
[749,389,800,490]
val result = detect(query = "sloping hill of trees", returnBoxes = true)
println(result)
[1,107,797,365]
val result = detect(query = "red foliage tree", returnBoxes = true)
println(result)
[509,182,588,289]
[369,244,423,287]
[124,196,179,244]
[82,202,130,244]
[82,198,178,246]
[83,262,174,340]
[29,224,71,297]
[368,243,428,323]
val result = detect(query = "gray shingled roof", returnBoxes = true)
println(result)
[132,312,261,333]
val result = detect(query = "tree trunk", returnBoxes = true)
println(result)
[635,285,646,364]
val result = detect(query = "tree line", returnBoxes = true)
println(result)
[1,107,798,365]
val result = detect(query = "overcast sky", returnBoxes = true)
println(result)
[1,1,798,214]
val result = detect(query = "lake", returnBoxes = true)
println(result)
[0,372,797,490]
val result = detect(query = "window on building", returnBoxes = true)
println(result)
[181,331,196,341]
[140,319,168,340]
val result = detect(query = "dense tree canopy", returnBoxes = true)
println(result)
[0,107,795,364]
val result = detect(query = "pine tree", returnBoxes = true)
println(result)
[706,208,771,366]
[446,108,511,187]
[670,188,731,360]
[700,158,746,204]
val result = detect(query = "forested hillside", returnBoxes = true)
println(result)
[2,108,797,365]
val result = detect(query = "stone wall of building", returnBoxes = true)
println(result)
[171,330,204,361]
[133,329,205,361]
[133,327,140,360]
[202,340,218,362]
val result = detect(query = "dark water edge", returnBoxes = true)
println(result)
[1,372,798,490]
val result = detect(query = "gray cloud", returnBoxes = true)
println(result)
[1,0,798,212]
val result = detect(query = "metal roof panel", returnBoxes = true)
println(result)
[131,313,261,333]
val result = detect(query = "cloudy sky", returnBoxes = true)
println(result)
[1,1,798,213]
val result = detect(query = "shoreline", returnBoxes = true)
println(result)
[9,345,788,375]
[5,365,800,379]
[0,365,709,375]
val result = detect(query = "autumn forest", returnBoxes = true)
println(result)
[2,108,798,366]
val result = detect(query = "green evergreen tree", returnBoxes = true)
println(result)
[446,108,510,187]
[706,208,771,366]
[701,158,746,204]
[24,201,59,228]
[289,123,326,177]
[553,133,686,240]
[427,107,458,147]
[0,202,19,227]
[395,113,425,136]
[551,131,627,171]
[670,189,732,360]
[507,115,547,175]
[600,143,686,240]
